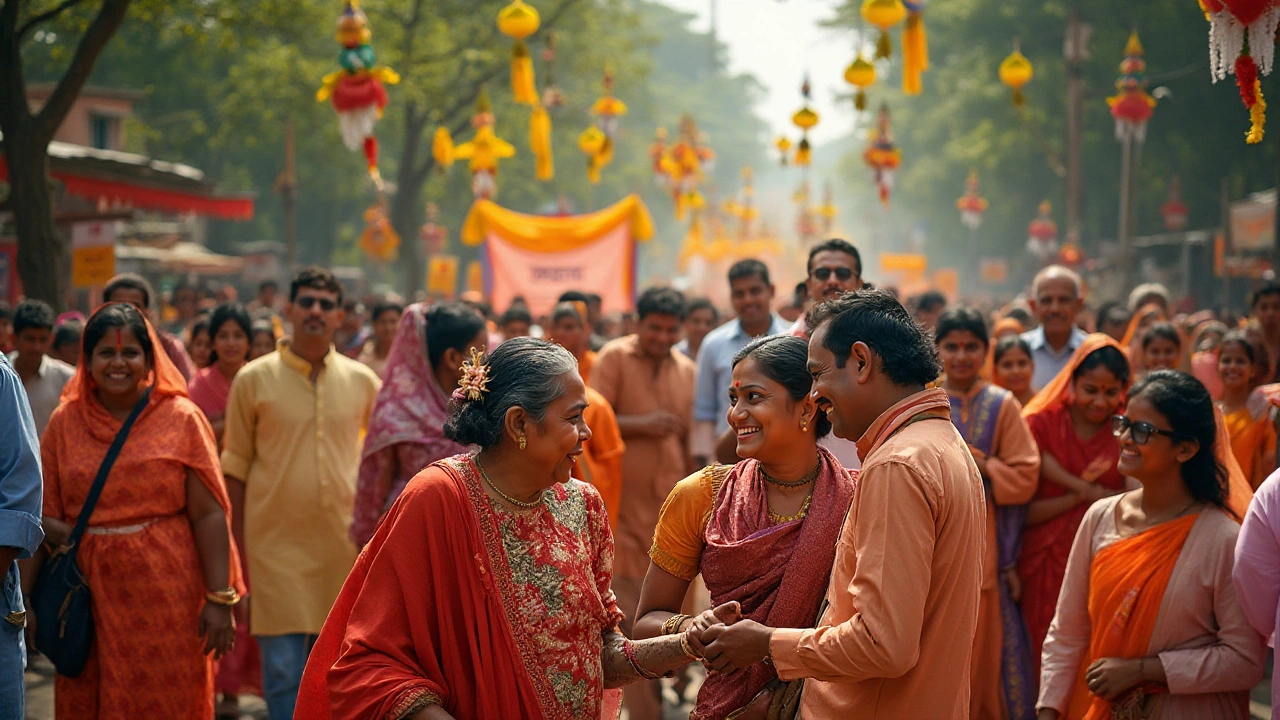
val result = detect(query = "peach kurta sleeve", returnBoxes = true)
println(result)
[1037,499,1108,713]
[769,459,936,682]
[1157,519,1265,695]
[987,398,1039,505]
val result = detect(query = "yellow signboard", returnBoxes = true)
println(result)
[426,255,459,298]
[71,222,116,288]
[466,260,484,294]
[878,252,928,274]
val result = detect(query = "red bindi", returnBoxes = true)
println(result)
[115,328,122,351]
[733,380,741,388]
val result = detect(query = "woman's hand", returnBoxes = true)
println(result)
[1002,569,1022,603]
[42,517,72,549]
[687,601,742,656]
[1085,657,1143,701]
[198,601,236,660]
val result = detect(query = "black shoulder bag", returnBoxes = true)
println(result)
[34,388,151,677]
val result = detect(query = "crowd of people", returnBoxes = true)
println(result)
[4,238,1280,719]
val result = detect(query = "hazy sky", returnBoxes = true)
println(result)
[660,0,856,147]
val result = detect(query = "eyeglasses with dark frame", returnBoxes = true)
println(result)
[1111,415,1180,445]
[811,267,856,282]
[296,296,339,312]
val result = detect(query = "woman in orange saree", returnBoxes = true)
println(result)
[296,339,699,720]
[1018,335,1132,672]
[1217,332,1277,490]
[1037,370,1264,719]
[24,303,244,719]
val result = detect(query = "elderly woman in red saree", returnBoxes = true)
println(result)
[23,303,244,718]
[348,302,487,547]
[1018,335,1133,672]
[633,335,856,720]
[1037,370,1263,719]
[296,338,700,720]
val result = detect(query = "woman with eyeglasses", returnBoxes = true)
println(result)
[1037,370,1263,720]
[1017,335,1132,673]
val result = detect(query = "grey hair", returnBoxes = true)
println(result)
[1030,265,1083,299]
[443,337,579,449]
[1128,283,1172,313]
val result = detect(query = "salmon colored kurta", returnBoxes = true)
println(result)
[946,383,1041,720]
[40,313,243,719]
[582,386,626,527]
[589,334,695,581]
[769,389,987,720]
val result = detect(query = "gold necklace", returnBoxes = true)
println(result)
[475,457,544,509]
[760,464,820,488]
[769,492,813,524]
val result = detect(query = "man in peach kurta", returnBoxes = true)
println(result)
[590,287,695,720]
[698,290,986,720]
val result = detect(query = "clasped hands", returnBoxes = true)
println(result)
[683,600,775,674]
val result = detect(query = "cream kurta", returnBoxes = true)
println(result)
[1039,495,1266,719]
[769,389,987,719]
[221,340,380,636]
[589,334,695,580]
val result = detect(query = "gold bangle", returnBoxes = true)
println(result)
[680,631,702,661]
[205,588,241,606]
[662,613,692,636]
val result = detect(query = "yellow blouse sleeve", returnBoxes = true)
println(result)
[648,465,726,581]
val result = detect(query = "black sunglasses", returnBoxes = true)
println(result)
[811,267,856,282]
[1111,415,1179,445]
[296,296,338,312]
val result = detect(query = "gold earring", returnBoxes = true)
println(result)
[518,435,527,450]
[801,419,809,432]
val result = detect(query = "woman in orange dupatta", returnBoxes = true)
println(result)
[1019,335,1133,671]
[295,339,699,720]
[1217,332,1277,490]
[23,303,244,719]
[1037,370,1263,719]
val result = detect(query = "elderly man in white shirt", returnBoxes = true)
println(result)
[1020,265,1088,392]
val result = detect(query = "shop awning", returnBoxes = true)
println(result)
[115,241,245,275]
[0,140,254,220]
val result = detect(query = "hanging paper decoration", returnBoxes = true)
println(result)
[649,128,670,187]
[818,181,838,235]
[1203,0,1276,143]
[579,66,627,183]
[792,77,819,167]
[419,202,447,256]
[497,0,541,105]
[359,195,401,261]
[862,104,901,207]
[794,180,818,242]
[316,0,401,184]
[1161,176,1189,232]
[530,104,554,180]
[844,54,877,112]
[955,170,988,230]
[999,45,1034,108]
[861,0,907,60]
[1106,32,1157,142]
[774,136,793,166]
[452,89,516,199]
[432,127,454,171]
[660,115,714,220]
[901,1,928,94]
[1026,200,1059,262]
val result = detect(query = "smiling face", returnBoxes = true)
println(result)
[807,323,874,441]
[806,250,862,303]
[730,274,775,329]
[213,319,249,367]
[90,326,150,400]
[637,312,682,360]
[1144,336,1181,371]
[525,372,592,486]
[937,329,986,386]
[1115,393,1197,482]
[1030,276,1083,338]
[994,346,1033,396]
[1218,341,1255,392]
[1071,364,1127,426]
[727,357,814,462]
[683,307,717,349]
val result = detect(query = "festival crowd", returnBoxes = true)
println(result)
[5,237,1280,720]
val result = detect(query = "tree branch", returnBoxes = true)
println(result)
[16,0,87,41]
[32,0,131,147]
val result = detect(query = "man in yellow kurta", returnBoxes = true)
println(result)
[699,290,986,720]
[221,268,380,720]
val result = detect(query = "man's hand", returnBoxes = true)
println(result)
[1002,569,1023,603]
[1085,657,1144,701]
[699,619,774,673]
[686,601,742,656]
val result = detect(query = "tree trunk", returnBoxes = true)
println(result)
[392,103,426,299]
[5,140,67,310]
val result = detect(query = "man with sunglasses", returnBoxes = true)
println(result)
[789,239,865,338]
[221,266,381,719]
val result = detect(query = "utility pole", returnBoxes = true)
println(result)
[1064,10,1089,247]
[278,116,299,275]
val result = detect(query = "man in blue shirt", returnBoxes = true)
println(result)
[692,259,788,466]
[0,353,44,720]
[1021,265,1088,391]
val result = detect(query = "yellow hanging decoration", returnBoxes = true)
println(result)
[792,77,819,168]
[901,2,928,95]
[453,89,516,199]
[774,136,792,166]
[1248,80,1267,144]
[579,66,627,184]
[999,45,1034,108]
[497,0,541,105]
[530,104,554,180]
[578,127,607,183]
[844,54,876,111]
[432,127,455,170]
[861,0,907,60]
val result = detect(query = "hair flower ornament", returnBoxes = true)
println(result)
[453,347,491,402]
